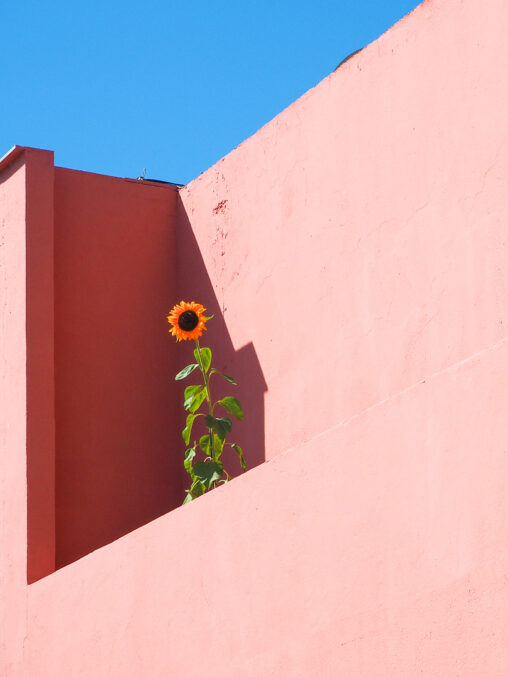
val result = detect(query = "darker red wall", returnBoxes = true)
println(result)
[54,169,179,567]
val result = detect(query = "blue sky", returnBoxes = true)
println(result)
[1,0,421,185]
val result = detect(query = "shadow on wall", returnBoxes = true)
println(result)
[54,172,267,571]
[174,199,267,488]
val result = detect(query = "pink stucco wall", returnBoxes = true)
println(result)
[23,340,508,675]
[2,0,508,673]
[1,151,30,673]
[178,0,508,462]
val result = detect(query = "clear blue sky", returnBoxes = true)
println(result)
[1,0,421,185]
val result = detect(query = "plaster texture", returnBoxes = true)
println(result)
[24,340,508,676]
[179,0,508,462]
[0,151,29,674]
[1,0,508,673]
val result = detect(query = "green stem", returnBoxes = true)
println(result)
[195,338,215,468]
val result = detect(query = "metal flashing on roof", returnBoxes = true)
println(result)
[0,145,26,173]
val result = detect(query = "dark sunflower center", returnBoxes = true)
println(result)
[178,310,199,331]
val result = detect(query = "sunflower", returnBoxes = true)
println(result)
[167,301,208,341]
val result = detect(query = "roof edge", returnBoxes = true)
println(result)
[0,145,55,174]
[0,145,26,173]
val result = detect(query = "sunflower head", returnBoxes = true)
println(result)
[167,301,208,341]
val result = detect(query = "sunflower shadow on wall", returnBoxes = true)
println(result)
[172,203,267,502]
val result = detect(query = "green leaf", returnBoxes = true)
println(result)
[214,434,224,460]
[203,315,214,321]
[231,443,246,470]
[184,385,201,409]
[216,416,233,434]
[183,492,193,504]
[199,434,212,456]
[184,446,196,474]
[190,479,205,496]
[182,413,199,445]
[194,346,212,373]
[175,363,199,380]
[210,368,237,385]
[184,385,207,413]
[193,460,223,489]
[200,433,224,459]
[190,389,207,413]
[205,414,233,440]
[218,396,244,421]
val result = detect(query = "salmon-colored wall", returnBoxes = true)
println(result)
[24,340,508,675]
[0,152,29,673]
[2,0,508,674]
[0,148,56,593]
[178,0,508,462]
